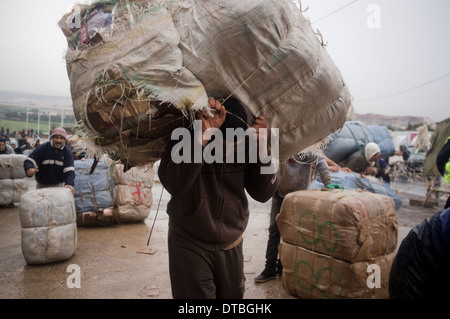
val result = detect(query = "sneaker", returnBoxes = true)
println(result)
[254,269,277,283]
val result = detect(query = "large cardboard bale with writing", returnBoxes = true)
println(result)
[112,163,153,223]
[279,242,394,299]
[19,188,77,265]
[74,158,114,214]
[276,189,398,262]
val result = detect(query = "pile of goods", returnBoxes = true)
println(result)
[19,188,77,264]
[277,189,398,299]
[59,0,352,166]
[0,154,36,207]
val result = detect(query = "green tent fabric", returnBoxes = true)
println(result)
[423,117,450,177]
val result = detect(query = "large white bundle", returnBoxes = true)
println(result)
[112,163,153,222]
[19,188,77,264]
[60,0,351,165]
[59,2,208,165]
[0,179,13,206]
[0,154,28,180]
[0,178,36,206]
[171,0,352,159]
[12,178,37,203]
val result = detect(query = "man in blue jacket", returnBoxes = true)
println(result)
[23,127,75,195]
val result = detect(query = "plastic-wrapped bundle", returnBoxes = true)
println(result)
[276,189,398,263]
[112,163,153,223]
[171,0,352,159]
[368,125,396,160]
[74,158,114,214]
[0,154,28,179]
[59,0,352,165]
[19,188,77,264]
[279,242,394,299]
[59,1,208,166]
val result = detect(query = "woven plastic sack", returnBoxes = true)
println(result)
[59,1,209,165]
[171,0,352,159]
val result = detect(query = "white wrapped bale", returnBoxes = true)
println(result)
[0,179,13,206]
[19,188,77,265]
[112,164,153,223]
[0,154,28,180]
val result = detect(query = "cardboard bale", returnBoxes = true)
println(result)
[279,242,394,299]
[277,189,398,262]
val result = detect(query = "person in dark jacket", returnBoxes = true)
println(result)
[158,97,277,299]
[389,207,450,299]
[0,138,15,155]
[338,142,381,176]
[23,127,75,195]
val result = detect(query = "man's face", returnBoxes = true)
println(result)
[52,135,65,149]
[0,142,5,151]
[370,152,381,162]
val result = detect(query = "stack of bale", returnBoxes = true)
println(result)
[277,189,398,299]
[19,188,77,264]
[58,0,352,167]
[74,157,115,226]
[0,154,36,206]
[112,163,153,223]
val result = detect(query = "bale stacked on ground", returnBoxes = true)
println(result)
[112,163,153,223]
[19,188,77,264]
[59,0,352,166]
[276,189,398,299]
[0,154,36,206]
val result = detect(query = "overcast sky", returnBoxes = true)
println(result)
[0,0,449,122]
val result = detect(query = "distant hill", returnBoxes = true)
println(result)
[353,113,435,130]
[0,90,72,109]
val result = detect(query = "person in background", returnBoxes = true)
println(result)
[338,142,381,176]
[0,138,15,155]
[436,136,450,209]
[255,151,332,282]
[23,127,75,195]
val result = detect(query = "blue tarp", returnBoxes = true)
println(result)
[309,170,402,210]
[323,121,396,163]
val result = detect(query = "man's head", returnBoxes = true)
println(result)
[219,98,249,142]
[0,138,6,152]
[51,127,67,149]
[365,142,381,163]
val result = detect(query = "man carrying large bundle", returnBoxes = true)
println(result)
[158,97,277,299]
[23,127,75,195]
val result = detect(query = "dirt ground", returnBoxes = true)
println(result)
[0,179,446,300]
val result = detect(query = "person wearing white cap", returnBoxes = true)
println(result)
[338,142,381,176]
[23,127,75,195]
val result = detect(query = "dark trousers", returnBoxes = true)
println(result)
[264,192,283,272]
[168,229,245,299]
